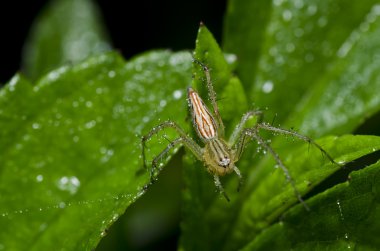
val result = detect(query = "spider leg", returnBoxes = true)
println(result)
[249,128,310,210]
[141,121,203,178]
[229,110,263,145]
[213,174,230,202]
[192,58,225,136]
[233,128,309,209]
[256,123,340,166]
[150,137,183,181]
[233,165,243,192]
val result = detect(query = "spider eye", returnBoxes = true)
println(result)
[218,157,230,167]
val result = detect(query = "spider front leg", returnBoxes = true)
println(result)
[192,58,225,136]
[229,110,263,146]
[141,121,203,181]
[229,110,263,159]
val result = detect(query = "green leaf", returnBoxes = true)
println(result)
[223,0,272,91]
[0,50,192,250]
[223,0,380,125]
[242,159,380,250]
[223,135,380,251]
[22,0,111,81]
[287,10,380,137]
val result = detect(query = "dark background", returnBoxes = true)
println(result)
[0,0,226,84]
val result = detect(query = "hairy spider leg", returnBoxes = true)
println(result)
[142,121,203,181]
[229,110,263,146]
[236,128,310,210]
[256,123,339,166]
[233,165,243,192]
[213,174,230,202]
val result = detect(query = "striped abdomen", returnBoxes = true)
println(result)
[187,87,218,140]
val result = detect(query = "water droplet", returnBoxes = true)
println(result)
[262,81,274,93]
[160,100,167,107]
[99,230,107,238]
[108,71,116,78]
[294,0,304,9]
[36,175,43,182]
[100,147,114,163]
[173,90,183,100]
[282,10,292,21]
[286,43,295,53]
[59,202,66,208]
[318,16,328,27]
[85,101,93,108]
[273,0,284,6]
[307,5,317,15]
[73,136,79,143]
[224,54,237,65]
[143,116,150,123]
[57,176,81,194]
[337,199,345,220]
[269,46,278,56]
[8,76,19,92]
[112,214,119,221]
[39,223,47,231]
[32,123,41,130]
[85,120,96,129]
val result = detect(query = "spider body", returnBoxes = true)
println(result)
[142,59,338,205]
[188,87,235,176]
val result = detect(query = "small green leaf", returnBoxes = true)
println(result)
[192,24,234,107]
[242,160,380,250]
[0,50,192,250]
[22,0,111,81]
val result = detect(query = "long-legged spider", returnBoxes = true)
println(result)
[142,59,337,206]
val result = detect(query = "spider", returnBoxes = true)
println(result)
[141,59,337,206]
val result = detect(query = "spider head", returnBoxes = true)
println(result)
[204,139,234,176]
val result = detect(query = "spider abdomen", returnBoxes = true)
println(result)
[187,87,218,140]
